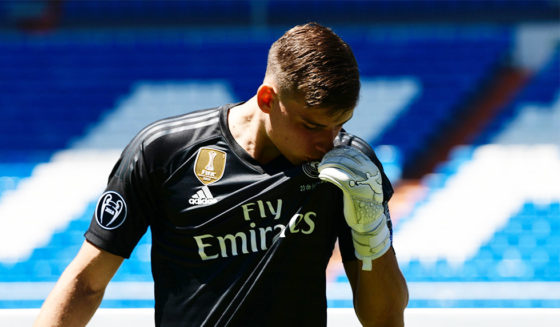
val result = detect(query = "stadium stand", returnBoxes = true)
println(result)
[477,48,560,146]
[392,49,560,307]
[2,0,557,30]
[0,1,558,325]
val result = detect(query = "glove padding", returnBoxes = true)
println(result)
[318,145,391,270]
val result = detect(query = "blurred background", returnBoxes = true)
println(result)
[0,0,558,325]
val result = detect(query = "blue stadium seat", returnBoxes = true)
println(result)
[1,24,557,310]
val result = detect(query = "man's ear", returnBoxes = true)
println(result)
[256,85,276,114]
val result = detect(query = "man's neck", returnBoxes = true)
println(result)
[228,97,281,164]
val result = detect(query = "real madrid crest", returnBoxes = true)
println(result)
[302,161,320,178]
[194,147,227,185]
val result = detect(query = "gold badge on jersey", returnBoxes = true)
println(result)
[194,147,227,185]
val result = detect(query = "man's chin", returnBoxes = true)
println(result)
[285,156,307,166]
[300,157,322,165]
[284,153,323,165]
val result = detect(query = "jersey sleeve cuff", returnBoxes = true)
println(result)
[84,230,132,259]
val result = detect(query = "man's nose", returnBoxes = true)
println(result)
[314,128,339,155]
[314,143,332,157]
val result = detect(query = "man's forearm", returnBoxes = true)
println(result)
[34,271,106,327]
[33,241,122,327]
[346,248,409,327]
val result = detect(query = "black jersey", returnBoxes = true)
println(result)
[85,104,394,327]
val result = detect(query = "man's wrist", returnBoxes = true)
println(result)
[350,219,391,270]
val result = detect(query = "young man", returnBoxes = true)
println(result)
[35,23,408,326]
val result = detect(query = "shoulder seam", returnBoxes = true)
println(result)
[115,108,220,178]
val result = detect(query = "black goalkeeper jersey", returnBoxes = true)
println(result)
[85,103,394,327]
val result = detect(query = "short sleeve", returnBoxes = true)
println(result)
[85,141,152,258]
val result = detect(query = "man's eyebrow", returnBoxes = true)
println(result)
[302,114,353,128]
[302,118,326,128]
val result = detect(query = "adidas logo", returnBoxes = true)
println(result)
[189,186,217,205]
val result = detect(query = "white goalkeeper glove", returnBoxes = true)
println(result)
[318,145,391,271]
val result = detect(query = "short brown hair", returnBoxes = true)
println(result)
[265,22,360,112]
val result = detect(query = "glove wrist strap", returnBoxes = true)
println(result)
[351,219,391,271]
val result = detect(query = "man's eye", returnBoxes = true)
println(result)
[303,124,319,130]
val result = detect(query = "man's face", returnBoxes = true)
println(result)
[266,95,353,165]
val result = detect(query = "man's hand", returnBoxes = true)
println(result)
[318,146,391,270]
